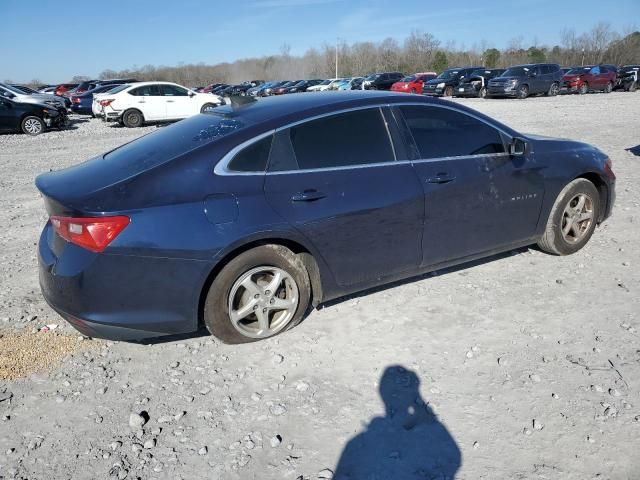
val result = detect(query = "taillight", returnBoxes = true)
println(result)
[72,97,81,104]
[100,99,114,107]
[50,216,130,253]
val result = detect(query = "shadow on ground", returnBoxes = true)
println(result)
[333,365,461,479]
[626,145,640,157]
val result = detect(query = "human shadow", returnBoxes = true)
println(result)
[333,365,461,480]
[626,145,640,157]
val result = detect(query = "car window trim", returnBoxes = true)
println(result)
[214,102,513,176]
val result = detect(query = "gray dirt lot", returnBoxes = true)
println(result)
[0,93,639,479]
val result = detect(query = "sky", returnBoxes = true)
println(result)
[2,0,638,83]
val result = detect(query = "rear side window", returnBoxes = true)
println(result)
[275,108,394,170]
[399,105,505,159]
[227,135,272,172]
[130,85,161,96]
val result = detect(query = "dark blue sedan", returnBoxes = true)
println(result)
[36,92,615,343]
[70,84,121,115]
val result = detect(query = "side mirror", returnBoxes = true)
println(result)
[189,91,195,97]
[510,137,528,156]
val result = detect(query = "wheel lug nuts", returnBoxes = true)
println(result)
[270,298,275,304]
[254,294,260,299]
[253,305,258,310]
[263,308,267,312]
[265,290,271,295]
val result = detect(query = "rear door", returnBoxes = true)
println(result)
[392,104,545,267]
[129,84,165,120]
[263,107,424,287]
[0,99,16,131]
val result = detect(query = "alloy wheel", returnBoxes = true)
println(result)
[24,118,43,135]
[561,193,594,244]
[227,266,299,339]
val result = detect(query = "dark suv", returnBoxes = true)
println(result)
[362,72,404,90]
[454,68,505,98]
[422,67,482,97]
[614,65,639,92]
[487,64,563,99]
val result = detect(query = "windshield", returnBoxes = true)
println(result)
[437,70,460,80]
[502,66,531,77]
[401,75,416,82]
[103,112,251,175]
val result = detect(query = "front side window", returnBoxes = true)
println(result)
[399,105,505,159]
[270,108,395,171]
[227,135,272,172]
[161,85,189,96]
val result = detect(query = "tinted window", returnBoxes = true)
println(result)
[279,108,394,170]
[399,106,505,159]
[540,65,551,74]
[130,85,161,96]
[161,85,189,96]
[227,135,272,172]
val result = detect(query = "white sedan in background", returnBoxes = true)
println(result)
[98,82,223,127]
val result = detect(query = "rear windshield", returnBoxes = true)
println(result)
[103,112,250,175]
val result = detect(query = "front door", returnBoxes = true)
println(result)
[128,84,165,121]
[161,84,193,119]
[263,107,424,287]
[392,105,545,267]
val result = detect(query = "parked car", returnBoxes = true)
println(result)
[487,63,563,99]
[10,84,41,94]
[247,81,275,96]
[219,81,266,97]
[54,83,78,96]
[306,79,335,92]
[281,79,324,94]
[202,83,226,94]
[272,80,302,95]
[335,77,365,91]
[35,91,615,343]
[613,65,639,92]
[422,68,482,97]
[39,86,58,94]
[71,84,122,115]
[98,82,223,127]
[260,81,291,96]
[390,73,438,94]
[0,97,67,135]
[362,72,405,90]
[561,65,616,94]
[454,69,505,98]
[0,82,68,109]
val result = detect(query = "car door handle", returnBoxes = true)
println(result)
[166,100,174,103]
[291,190,326,202]
[426,173,456,184]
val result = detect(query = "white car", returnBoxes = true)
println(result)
[98,82,223,127]
[306,79,339,92]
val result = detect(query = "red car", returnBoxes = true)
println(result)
[390,73,437,94]
[561,65,617,94]
[54,83,78,96]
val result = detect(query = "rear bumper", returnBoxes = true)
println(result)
[38,223,211,341]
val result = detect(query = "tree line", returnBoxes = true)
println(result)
[14,23,640,88]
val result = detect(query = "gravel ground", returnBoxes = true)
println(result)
[0,93,639,479]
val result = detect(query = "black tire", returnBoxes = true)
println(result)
[579,82,588,95]
[203,245,311,344]
[538,179,600,256]
[200,103,217,113]
[21,116,44,136]
[444,85,454,97]
[122,109,144,128]
[546,82,559,96]
[517,84,529,99]
[603,81,613,94]
[478,86,487,98]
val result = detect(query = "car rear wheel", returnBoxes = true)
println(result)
[517,84,529,99]
[604,81,613,93]
[200,103,218,113]
[547,82,559,96]
[21,116,44,136]
[444,86,454,97]
[538,178,600,256]
[579,83,589,95]
[204,245,311,344]
[122,109,144,128]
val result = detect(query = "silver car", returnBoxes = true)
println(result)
[0,83,67,109]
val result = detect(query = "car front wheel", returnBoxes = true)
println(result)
[517,85,529,99]
[21,116,44,135]
[204,245,311,344]
[579,83,589,95]
[538,178,600,256]
[200,103,218,113]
